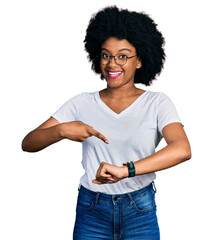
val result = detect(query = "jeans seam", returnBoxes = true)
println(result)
[79,190,95,199]
[113,204,115,239]
[132,191,156,213]
[133,189,152,201]
[121,204,123,239]
[77,202,94,211]
[133,204,155,213]
[77,191,95,211]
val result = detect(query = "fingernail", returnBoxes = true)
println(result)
[107,180,114,183]
[105,140,109,144]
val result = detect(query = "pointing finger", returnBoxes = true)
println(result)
[89,128,109,144]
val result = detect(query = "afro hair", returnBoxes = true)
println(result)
[84,5,166,86]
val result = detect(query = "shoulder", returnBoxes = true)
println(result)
[143,91,177,111]
[145,90,166,101]
[65,91,98,105]
[146,90,173,101]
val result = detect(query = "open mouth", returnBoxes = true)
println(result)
[107,71,123,79]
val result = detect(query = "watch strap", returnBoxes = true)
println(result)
[127,161,135,177]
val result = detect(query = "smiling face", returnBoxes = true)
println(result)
[100,37,142,89]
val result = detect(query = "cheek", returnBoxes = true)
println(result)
[100,64,106,73]
[100,66,106,76]
[125,61,138,73]
[124,66,137,76]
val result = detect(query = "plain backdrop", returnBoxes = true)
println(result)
[0,0,212,239]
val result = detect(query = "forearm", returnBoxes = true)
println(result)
[22,124,63,152]
[123,141,191,177]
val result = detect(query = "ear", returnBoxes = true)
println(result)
[136,58,142,69]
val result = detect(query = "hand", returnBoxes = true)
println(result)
[92,162,129,184]
[60,121,109,144]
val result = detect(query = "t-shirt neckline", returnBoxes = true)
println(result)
[95,90,149,119]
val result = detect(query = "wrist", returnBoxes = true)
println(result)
[121,165,129,178]
[57,123,66,139]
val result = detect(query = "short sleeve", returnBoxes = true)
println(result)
[157,92,184,136]
[51,93,84,123]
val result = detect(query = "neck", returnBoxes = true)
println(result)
[103,86,140,99]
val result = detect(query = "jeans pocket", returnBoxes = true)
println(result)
[76,190,95,211]
[132,188,156,214]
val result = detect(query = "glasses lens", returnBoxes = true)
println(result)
[100,53,109,65]
[99,53,127,66]
[115,54,127,66]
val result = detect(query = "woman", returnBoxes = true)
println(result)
[22,6,191,240]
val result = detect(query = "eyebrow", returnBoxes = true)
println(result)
[101,48,132,53]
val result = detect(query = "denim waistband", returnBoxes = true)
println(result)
[78,181,156,204]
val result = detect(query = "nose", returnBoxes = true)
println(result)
[108,56,117,66]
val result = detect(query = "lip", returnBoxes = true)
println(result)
[106,70,123,79]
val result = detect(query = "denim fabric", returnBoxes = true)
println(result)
[73,182,160,240]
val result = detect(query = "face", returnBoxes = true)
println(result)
[100,37,142,89]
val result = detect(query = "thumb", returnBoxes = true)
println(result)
[92,179,102,184]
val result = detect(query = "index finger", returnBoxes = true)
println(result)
[89,128,109,144]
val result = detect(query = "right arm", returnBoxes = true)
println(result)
[22,117,109,152]
[22,117,64,152]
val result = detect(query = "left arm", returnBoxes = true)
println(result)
[92,122,191,184]
[133,122,191,176]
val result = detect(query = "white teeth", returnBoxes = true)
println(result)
[108,71,122,75]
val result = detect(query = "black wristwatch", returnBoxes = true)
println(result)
[126,161,135,177]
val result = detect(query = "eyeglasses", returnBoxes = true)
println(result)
[97,53,138,66]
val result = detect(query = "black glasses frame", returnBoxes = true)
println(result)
[97,53,138,66]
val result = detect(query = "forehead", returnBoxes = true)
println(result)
[101,37,136,53]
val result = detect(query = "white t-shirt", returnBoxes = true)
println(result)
[51,90,183,194]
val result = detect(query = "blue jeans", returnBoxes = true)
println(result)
[73,182,160,240]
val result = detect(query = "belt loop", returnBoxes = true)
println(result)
[127,193,134,206]
[95,192,101,205]
[152,181,157,193]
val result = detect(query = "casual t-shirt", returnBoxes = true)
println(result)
[51,90,184,194]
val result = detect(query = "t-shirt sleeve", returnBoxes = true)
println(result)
[51,93,83,123]
[157,92,184,136]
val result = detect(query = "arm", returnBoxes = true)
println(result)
[22,117,109,153]
[21,117,63,152]
[123,122,192,177]
[92,122,192,184]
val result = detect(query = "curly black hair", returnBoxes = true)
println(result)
[84,5,166,86]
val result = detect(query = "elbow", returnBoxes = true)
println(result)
[22,144,37,153]
[183,145,192,161]
[22,132,31,152]
[174,141,192,162]
[21,140,30,152]
[185,150,192,161]
[21,138,27,151]
[21,131,37,152]
[21,138,36,153]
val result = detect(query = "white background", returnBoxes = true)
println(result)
[0,0,212,239]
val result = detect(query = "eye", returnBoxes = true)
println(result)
[101,53,110,59]
[118,54,127,59]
